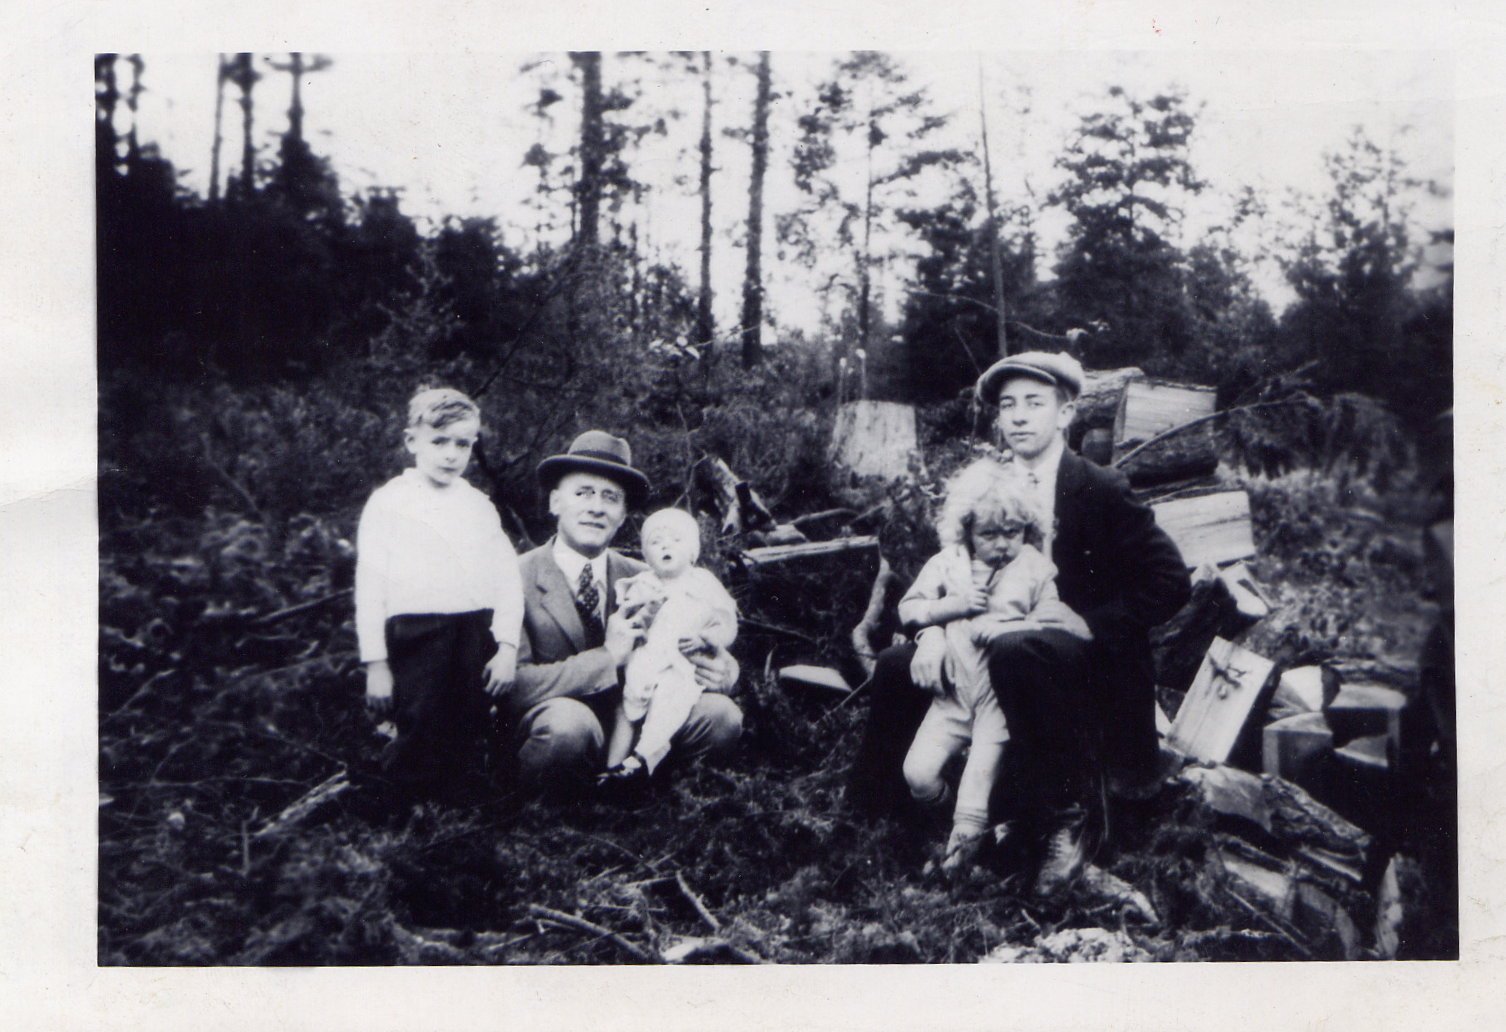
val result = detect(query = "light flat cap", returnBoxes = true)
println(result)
[975,350,1085,406]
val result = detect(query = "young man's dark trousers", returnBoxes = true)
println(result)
[848,630,1094,821]
[382,610,497,797]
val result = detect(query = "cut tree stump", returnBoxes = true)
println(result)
[1167,637,1276,764]
[1113,377,1218,446]
[1325,684,1408,750]
[1262,712,1334,785]
[1151,490,1256,570]
[830,400,919,485]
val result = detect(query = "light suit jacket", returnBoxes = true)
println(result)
[501,538,741,722]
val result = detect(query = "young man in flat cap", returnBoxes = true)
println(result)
[852,352,1190,893]
[495,431,743,793]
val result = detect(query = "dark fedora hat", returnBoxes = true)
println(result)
[537,430,651,507]
[975,350,1085,407]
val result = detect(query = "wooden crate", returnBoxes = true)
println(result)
[1168,637,1276,763]
[1151,490,1256,570]
[1112,377,1217,446]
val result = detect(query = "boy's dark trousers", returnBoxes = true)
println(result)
[382,610,497,798]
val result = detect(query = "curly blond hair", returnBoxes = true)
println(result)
[935,458,1049,552]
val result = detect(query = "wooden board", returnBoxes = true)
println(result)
[1151,490,1256,570]
[741,535,879,567]
[1168,637,1277,764]
[1112,377,1217,446]
[830,400,919,482]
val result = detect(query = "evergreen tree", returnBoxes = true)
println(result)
[1050,86,1204,370]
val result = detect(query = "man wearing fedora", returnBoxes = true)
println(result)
[850,351,1190,893]
[496,430,743,792]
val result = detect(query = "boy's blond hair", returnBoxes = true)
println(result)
[407,387,480,430]
[936,458,1048,551]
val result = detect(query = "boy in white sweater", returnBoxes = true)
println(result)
[355,388,523,797]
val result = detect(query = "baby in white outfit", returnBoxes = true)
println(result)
[603,508,738,778]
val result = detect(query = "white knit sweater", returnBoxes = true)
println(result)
[354,468,523,662]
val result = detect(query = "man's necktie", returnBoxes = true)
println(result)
[575,564,605,645]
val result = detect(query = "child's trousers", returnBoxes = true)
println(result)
[903,689,1009,832]
[383,610,496,795]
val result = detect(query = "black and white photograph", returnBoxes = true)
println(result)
[4,1,1504,1027]
[91,42,1458,965]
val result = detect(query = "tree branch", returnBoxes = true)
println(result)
[526,903,660,963]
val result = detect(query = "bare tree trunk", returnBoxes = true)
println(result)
[696,51,715,348]
[231,53,258,200]
[859,120,874,365]
[740,52,771,368]
[124,54,144,166]
[209,55,227,203]
[978,63,1009,358]
[572,51,604,249]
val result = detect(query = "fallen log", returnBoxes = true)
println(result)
[1114,425,1219,488]
[740,535,879,567]
[693,455,774,536]
[1072,366,1146,436]
[1167,638,1276,764]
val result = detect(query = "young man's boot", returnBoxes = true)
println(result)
[1034,804,1089,896]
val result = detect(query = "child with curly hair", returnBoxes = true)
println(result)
[898,458,1058,870]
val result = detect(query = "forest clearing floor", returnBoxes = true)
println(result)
[99,401,1452,964]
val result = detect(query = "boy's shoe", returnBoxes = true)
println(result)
[1034,805,1089,896]
[940,824,987,874]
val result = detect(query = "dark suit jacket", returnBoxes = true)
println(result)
[500,541,648,722]
[1050,450,1191,770]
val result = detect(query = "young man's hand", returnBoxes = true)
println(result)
[605,600,648,666]
[365,660,395,717]
[482,645,517,697]
[909,628,952,696]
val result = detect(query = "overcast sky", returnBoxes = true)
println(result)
[123,49,1453,334]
